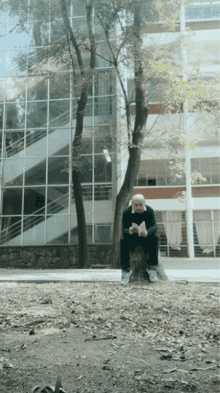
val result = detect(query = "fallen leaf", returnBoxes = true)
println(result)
[164,367,178,373]
[190,365,217,371]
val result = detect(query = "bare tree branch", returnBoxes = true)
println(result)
[96,12,132,148]
[60,0,84,75]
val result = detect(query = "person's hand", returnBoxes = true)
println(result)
[129,226,138,235]
[140,230,148,237]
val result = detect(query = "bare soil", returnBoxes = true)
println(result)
[0,280,219,393]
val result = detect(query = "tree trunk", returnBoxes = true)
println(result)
[61,0,96,269]
[112,3,149,268]
[72,169,88,269]
[129,246,169,283]
[72,88,89,268]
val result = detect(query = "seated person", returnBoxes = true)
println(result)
[120,193,159,284]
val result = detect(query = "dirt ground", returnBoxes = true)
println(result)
[0,280,219,393]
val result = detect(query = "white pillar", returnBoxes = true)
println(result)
[116,12,129,196]
[181,2,194,258]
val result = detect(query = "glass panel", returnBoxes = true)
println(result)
[80,136,93,154]
[25,158,46,185]
[157,161,166,186]
[84,97,93,117]
[50,72,70,99]
[95,225,111,243]
[70,223,92,245]
[2,188,22,215]
[72,2,87,17]
[29,0,49,22]
[46,214,69,244]
[5,102,25,129]
[200,158,210,183]
[5,76,26,102]
[193,210,211,221]
[94,185,112,201]
[94,154,112,183]
[28,48,49,73]
[27,101,48,128]
[213,210,220,222]
[0,216,21,245]
[94,126,114,153]
[29,21,49,47]
[47,232,69,245]
[138,178,147,186]
[80,155,93,183]
[94,95,113,116]
[4,131,25,157]
[25,129,47,155]
[48,137,70,156]
[22,218,46,245]
[48,128,70,156]
[24,187,45,215]
[48,156,69,185]
[23,214,45,233]
[50,19,66,42]
[2,50,26,76]
[146,161,156,185]
[27,75,48,101]
[95,71,112,97]
[49,100,70,123]
[50,0,64,20]
[70,17,87,35]
[47,186,69,214]
[4,159,24,186]
[82,185,92,201]
[96,42,112,68]
[95,18,115,40]
[210,157,220,184]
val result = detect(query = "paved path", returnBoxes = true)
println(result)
[0,258,219,283]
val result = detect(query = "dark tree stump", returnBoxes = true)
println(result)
[129,245,168,283]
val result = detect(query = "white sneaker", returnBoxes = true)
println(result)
[121,269,133,285]
[146,269,159,283]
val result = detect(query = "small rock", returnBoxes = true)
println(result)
[212,375,220,384]
[29,329,35,335]
[39,296,52,305]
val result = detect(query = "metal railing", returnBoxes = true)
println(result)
[0,185,112,244]
[5,106,77,158]
[0,192,69,244]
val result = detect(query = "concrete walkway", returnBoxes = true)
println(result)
[0,259,219,283]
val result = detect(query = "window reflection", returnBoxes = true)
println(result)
[5,103,25,129]
[48,156,69,185]
[27,101,48,129]
[25,159,46,186]
[94,154,112,183]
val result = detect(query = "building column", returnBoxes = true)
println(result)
[181,2,194,258]
[185,132,195,259]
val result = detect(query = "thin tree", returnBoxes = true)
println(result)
[60,0,96,268]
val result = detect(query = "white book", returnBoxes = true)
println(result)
[132,221,146,237]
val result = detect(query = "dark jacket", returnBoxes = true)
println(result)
[122,205,158,238]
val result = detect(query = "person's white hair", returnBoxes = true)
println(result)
[131,194,145,203]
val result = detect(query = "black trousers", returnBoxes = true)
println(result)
[120,233,159,271]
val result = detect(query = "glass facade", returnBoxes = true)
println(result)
[0,0,117,245]
[135,159,186,187]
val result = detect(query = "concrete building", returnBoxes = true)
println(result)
[0,1,219,259]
